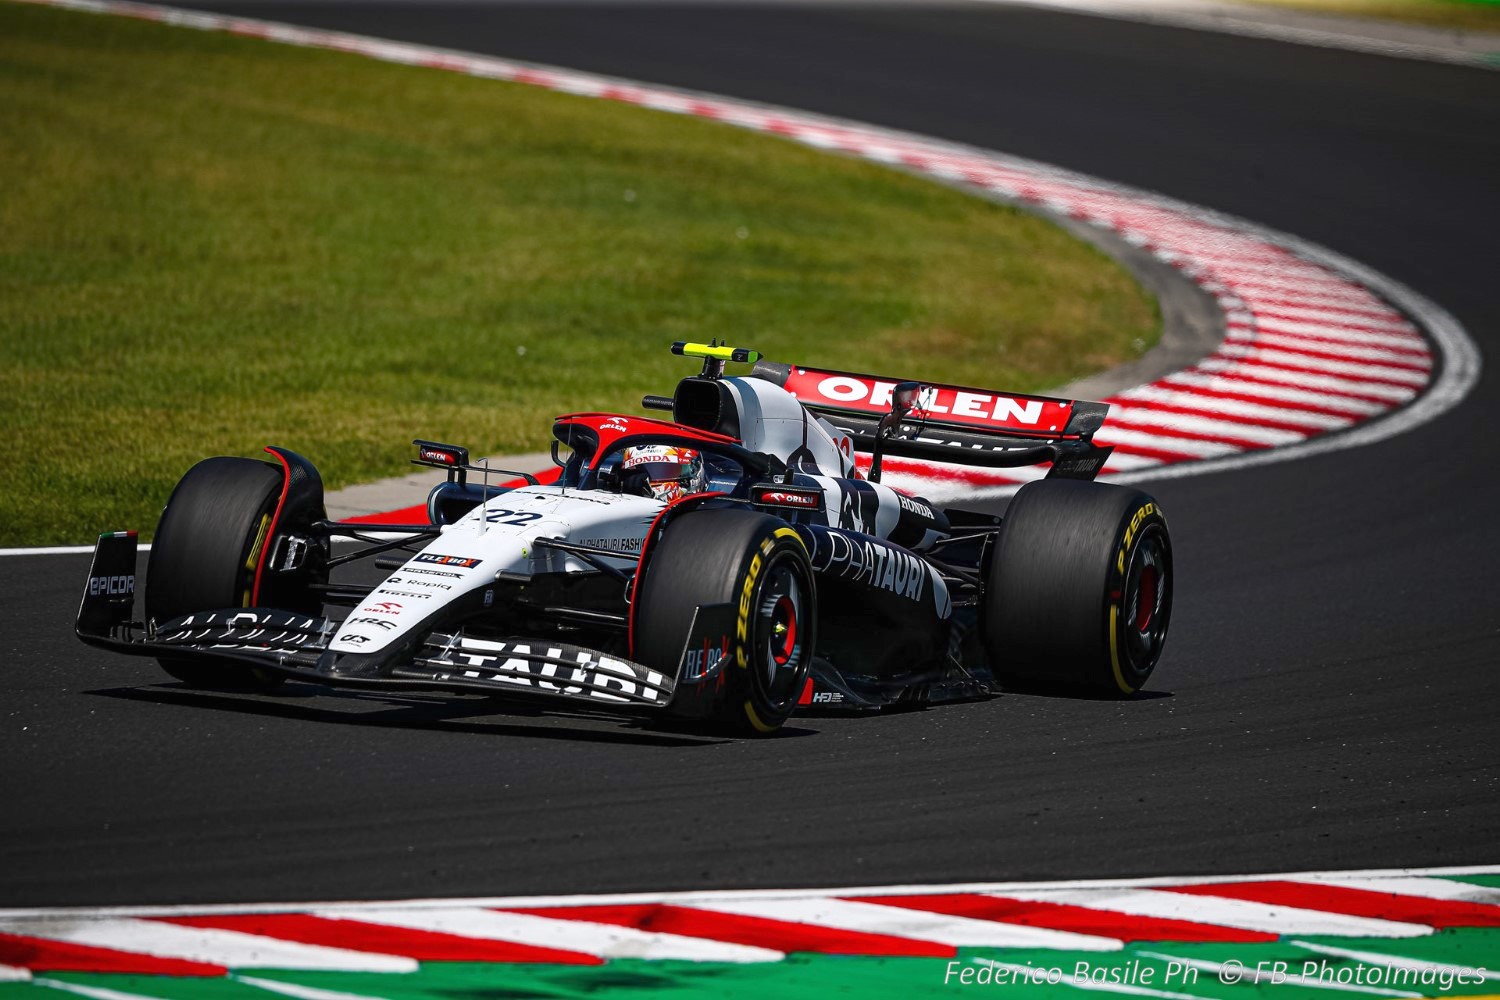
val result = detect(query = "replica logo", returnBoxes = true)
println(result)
[416,553,481,568]
[88,574,134,596]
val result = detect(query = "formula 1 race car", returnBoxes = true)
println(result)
[77,343,1172,735]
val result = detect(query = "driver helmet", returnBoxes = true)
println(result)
[620,445,707,503]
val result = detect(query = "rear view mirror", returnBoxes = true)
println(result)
[891,381,926,419]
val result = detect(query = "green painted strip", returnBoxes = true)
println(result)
[8,932,1499,1000]
[1444,875,1500,890]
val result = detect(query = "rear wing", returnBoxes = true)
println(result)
[750,361,1113,480]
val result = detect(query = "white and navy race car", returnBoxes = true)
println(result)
[77,343,1172,735]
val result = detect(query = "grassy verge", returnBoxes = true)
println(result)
[1240,0,1500,33]
[0,1,1157,545]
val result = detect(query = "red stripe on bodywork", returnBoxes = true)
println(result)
[847,894,1276,943]
[1162,881,1500,928]
[0,932,226,976]
[627,492,728,660]
[342,468,561,525]
[250,448,295,604]
[504,904,954,957]
[156,914,601,965]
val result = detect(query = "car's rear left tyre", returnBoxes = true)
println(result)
[983,478,1171,695]
[145,456,289,690]
[634,509,815,735]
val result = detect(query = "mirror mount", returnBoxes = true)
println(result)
[868,381,926,483]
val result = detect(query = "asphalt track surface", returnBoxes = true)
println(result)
[4,3,1498,908]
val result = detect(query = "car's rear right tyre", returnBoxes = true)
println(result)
[145,456,287,690]
[982,478,1171,695]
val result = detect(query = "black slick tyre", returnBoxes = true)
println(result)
[634,509,815,735]
[145,456,286,690]
[983,478,1171,695]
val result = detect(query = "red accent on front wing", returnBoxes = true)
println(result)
[797,676,815,706]
[342,467,562,525]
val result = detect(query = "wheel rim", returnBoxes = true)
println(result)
[1122,524,1170,670]
[757,562,807,705]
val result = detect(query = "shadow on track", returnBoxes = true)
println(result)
[84,683,818,746]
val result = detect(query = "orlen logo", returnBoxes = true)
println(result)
[754,489,821,509]
[420,447,459,465]
[602,416,629,432]
[89,574,134,596]
[798,373,1057,428]
[362,601,402,615]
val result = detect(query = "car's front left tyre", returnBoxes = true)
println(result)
[634,509,816,735]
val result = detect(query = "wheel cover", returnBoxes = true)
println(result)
[1122,524,1171,671]
[756,563,807,705]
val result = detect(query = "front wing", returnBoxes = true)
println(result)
[80,606,675,710]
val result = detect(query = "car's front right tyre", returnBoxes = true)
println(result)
[145,456,290,690]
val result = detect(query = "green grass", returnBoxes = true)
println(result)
[1241,0,1500,32]
[0,1,1158,545]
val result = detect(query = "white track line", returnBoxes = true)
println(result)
[234,977,394,1000]
[1287,941,1500,981]
[34,981,169,1000]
